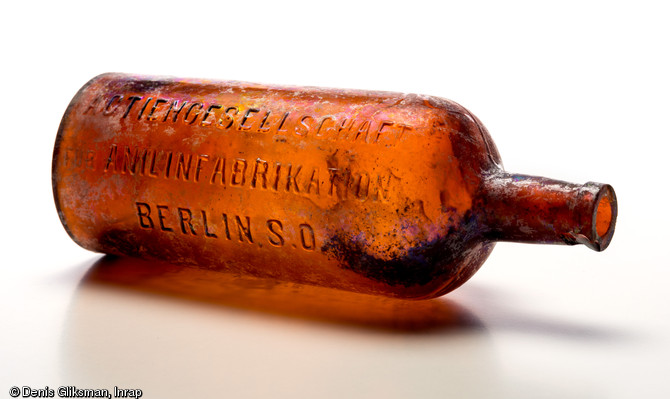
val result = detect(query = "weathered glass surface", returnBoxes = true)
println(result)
[53,74,617,298]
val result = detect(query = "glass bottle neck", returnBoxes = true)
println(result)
[481,173,617,251]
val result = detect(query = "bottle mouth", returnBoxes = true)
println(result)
[577,183,617,252]
[593,184,617,251]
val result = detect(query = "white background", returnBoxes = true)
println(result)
[1,1,669,397]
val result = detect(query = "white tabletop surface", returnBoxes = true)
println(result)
[2,1,669,398]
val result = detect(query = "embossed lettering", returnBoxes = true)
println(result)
[103,95,123,116]
[272,162,282,191]
[327,168,339,196]
[295,115,314,136]
[105,145,398,203]
[133,203,316,250]
[375,120,394,143]
[200,104,222,127]
[147,150,159,178]
[286,164,301,193]
[222,213,232,240]
[238,108,259,131]
[63,148,95,170]
[157,205,173,232]
[84,96,102,114]
[315,116,334,138]
[336,118,355,140]
[164,99,188,123]
[210,157,226,185]
[147,98,168,121]
[195,155,209,182]
[164,151,173,178]
[352,120,370,142]
[184,103,203,124]
[354,172,370,200]
[257,111,272,133]
[251,158,269,189]
[397,123,412,140]
[299,224,315,251]
[267,219,284,247]
[236,215,253,243]
[231,158,247,186]
[178,207,197,235]
[275,112,290,133]
[217,106,238,129]
[137,97,152,120]
[121,146,148,175]
[85,150,95,169]
[136,202,154,229]
[175,153,193,181]
[122,96,143,119]
[202,210,217,238]
[372,174,394,202]
[97,93,410,147]
[306,168,320,195]
[104,144,118,172]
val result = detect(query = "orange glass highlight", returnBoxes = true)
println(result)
[53,73,617,299]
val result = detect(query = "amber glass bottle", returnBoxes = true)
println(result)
[52,74,616,299]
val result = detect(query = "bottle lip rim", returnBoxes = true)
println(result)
[589,183,617,252]
[573,182,617,252]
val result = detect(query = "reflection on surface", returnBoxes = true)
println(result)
[61,256,500,398]
[455,284,631,342]
[78,255,482,333]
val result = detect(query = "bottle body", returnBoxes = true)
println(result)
[53,74,615,298]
